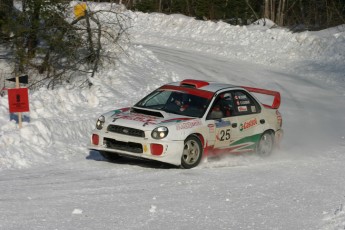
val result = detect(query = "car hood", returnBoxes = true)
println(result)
[107,108,197,131]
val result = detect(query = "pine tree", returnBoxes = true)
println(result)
[0,0,14,36]
[135,0,156,12]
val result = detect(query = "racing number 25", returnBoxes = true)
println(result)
[220,129,231,141]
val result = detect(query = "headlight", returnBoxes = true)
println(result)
[96,115,105,130]
[151,126,169,139]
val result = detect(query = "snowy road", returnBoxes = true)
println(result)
[1,153,345,230]
[1,44,345,230]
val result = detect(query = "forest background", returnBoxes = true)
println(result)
[117,0,344,30]
[0,0,344,90]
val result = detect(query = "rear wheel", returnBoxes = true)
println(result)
[181,136,203,169]
[99,151,121,161]
[256,131,274,156]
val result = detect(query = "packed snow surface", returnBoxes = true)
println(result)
[0,3,345,230]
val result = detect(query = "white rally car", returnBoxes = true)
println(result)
[89,79,283,169]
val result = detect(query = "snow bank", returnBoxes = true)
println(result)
[0,44,177,170]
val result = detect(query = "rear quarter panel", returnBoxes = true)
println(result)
[260,107,281,132]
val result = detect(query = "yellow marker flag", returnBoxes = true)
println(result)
[74,3,87,19]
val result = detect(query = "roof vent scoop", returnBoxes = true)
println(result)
[180,79,209,88]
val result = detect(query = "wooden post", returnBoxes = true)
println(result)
[15,75,22,129]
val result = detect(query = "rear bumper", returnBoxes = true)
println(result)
[89,130,184,166]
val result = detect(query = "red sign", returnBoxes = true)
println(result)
[8,88,30,113]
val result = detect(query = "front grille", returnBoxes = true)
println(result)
[104,138,143,154]
[107,125,145,138]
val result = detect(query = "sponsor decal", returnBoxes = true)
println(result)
[112,108,131,122]
[215,120,231,128]
[176,120,202,130]
[205,143,254,156]
[230,133,261,147]
[235,95,247,100]
[113,107,130,115]
[160,118,192,124]
[208,124,215,133]
[206,133,262,156]
[236,100,250,106]
[160,85,214,99]
[239,118,258,131]
[238,106,248,112]
[239,100,250,105]
[116,113,158,125]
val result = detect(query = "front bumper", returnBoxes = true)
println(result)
[89,129,184,166]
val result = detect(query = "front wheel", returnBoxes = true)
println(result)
[181,136,203,169]
[256,131,274,156]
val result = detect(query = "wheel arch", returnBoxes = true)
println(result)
[188,133,205,147]
[264,129,275,136]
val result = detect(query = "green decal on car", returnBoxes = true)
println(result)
[230,133,262,150]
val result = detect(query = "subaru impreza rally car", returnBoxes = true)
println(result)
[89,79,283,169]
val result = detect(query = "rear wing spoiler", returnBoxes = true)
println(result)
[241,86,281,109]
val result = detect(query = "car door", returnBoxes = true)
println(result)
[206,92,237,151]
[228,90,264,152]
[206,89,264,154]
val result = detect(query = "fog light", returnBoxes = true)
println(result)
[92,134,99,145]
[150,143,163,155]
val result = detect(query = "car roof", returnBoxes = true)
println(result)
[166,79,238,93]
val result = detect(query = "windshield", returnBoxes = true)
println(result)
[135,89,211,118]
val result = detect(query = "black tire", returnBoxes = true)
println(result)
[256,131,274,156]
[99,151,121,161]
[181,135,203,169]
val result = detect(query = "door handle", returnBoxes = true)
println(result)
[260,119,265,124]
[232,123,237,128]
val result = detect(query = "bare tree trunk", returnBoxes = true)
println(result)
[209,2,214,20]
[270,0,275,22]
[27,1,40,57]
[85,10,95,63]
[186,0,190,16]
[158,0,162,12]
[277,0,282,25]
[276,0,286,26]
[264,0,276,22]
[264,0,270,18]
[299,0,305,24]
[281,0,286,26]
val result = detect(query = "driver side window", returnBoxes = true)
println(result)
[207,92,234,119]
